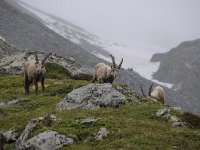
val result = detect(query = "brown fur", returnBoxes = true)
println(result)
[0,133,5,150]
[140,84,165,104]
[23,53,51,94]
[150,86,165,104]
[92,55,123,84]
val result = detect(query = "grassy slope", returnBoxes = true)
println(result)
[0,73,200,149]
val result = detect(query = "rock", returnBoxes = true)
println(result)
[0,99,26,108]
[172,121,186,127]
[156,108,186,127]
[95,127,109,141]
[3,130,17,143]
[156,108,171,119]
[57,83,126,110]
[79,117,99,125]
[113,84,140,103]
[15,115,57,150]
[25,131,73,150]
[0,51,91,80]
[170,116,186,127]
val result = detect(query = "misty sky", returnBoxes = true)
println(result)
[20,0,200,54]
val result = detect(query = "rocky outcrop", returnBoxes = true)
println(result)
[156,108,186,127]
[15,114,57,150]
[151,39,200,115]
[57,83,126,110]
[0,51,91,79]
[25,131,73,150]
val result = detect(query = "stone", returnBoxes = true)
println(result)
[156,108,171,119]
[57,83,126,110]
[0,99,26,108]
[79,117,99,125]
[3,130,17,142]
[15,115,57,150]
[156,108,186,127]
[25,131,73,150]
[95,127,109,141]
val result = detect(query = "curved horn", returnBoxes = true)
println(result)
[148,83,154,96]
[109,54,116,68]
[118,58,123,69]
[140,84,146,97]
[35,53,39,63]
[42,53,52,64]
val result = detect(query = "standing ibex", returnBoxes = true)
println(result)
[0,133,5,150]
[92,54,123,83]
[140,83,165,104]
[23,53,51,95]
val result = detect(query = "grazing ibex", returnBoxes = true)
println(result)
[23,53,51,95]
[92,54,123,84]
[140,83,165,104]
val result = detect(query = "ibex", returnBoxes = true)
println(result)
[0,133,5,150]
[23,53,51,94]
[92,54,123,84]
[140,83,165,104]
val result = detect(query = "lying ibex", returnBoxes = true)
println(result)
[23,53,51,94]
[140,83,165,104]
[92,54,123,83]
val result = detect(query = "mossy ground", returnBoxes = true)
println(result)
[0,74,200,150]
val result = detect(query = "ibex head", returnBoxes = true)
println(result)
[34,52,51,75]
[109,54,123,78]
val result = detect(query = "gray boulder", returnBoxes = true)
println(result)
[95,127,109,141]
[57,83,126,110]
[15,115,57,150]
[26,131,73,150]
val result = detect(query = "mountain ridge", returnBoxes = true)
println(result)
[151,38,200,115]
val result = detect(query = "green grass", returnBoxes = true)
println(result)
[0,75,200,150]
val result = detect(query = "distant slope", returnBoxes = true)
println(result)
[15,0,112,57]
[151,39,200,114]
[0,0,104,67]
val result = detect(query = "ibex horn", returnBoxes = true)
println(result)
[110,54,116,68]
[118,58,123,69]
[140,84,146,97]
[42,52,52,64]
[148,83,154,96]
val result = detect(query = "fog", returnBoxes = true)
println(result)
[20,0,200,52]
[19,0,200,80]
